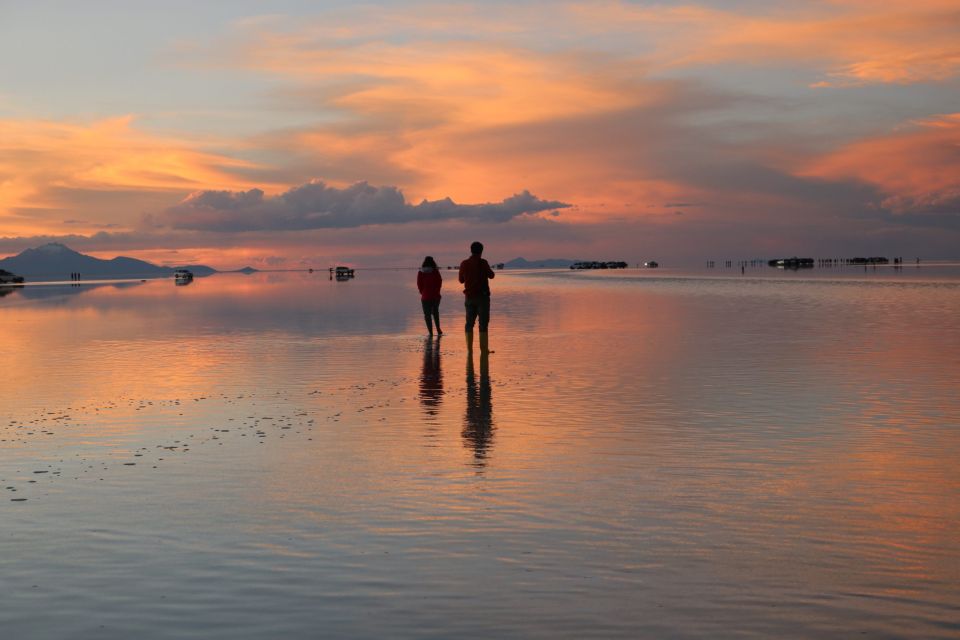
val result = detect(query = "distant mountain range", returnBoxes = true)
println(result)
[504,257,576,268]
[0,243,222,280]
[0,244,582,279]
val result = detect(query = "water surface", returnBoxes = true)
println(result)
[2,267,959,638]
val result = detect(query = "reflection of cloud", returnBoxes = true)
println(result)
[155,180,569,231]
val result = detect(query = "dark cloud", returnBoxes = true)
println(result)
[868,209,960,231]
[152,180,570,232]
[63,219,121,228]
[4,203,960,269]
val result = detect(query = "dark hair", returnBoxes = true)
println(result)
[421,255,437,268]
[470,241,484,255]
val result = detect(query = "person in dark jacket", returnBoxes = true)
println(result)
[458,241,495,352]
[417,255,443,335]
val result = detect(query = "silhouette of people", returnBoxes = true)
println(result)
[419,336,444,417]
[463,347,494,467]
[458,241,495,353]
[417,256,443,335]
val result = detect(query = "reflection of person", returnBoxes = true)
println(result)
[463,348,494,467]
[419,336,444,416]
[458,241,495,352]
[417,256,443,336]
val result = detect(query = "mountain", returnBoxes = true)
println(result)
[174,264,218,276]
[0,243,217,279]
[504,257,576,269]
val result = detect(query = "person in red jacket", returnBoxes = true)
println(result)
[458,241,495,352]
[417,255,443,335]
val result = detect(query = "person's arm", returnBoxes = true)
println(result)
[485,260,495,279]
[458,262,466,284]
[417,271,425,294]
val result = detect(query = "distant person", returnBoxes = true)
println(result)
[417,256,443,336]
[458,241,495,352]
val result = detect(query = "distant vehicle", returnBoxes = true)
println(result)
[768,257,814,269]
[643,261,659,268]
[331,266,355,280]
[173,269,194,283]
[570,261,628,270]
[0,269,25,284]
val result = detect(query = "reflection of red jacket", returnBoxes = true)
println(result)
[417,268,442,301]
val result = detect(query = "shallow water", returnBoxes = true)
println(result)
[2,267,959,638]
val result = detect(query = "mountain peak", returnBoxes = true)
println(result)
[504,257,575,268]
[36,242,73,252]
[0,243,216,280]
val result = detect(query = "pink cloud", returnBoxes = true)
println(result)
[802,113,960,214]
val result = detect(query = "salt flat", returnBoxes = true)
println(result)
[2,267,959,638]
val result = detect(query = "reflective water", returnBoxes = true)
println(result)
[2,267,959,638]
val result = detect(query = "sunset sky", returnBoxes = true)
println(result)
[1,0,958,268]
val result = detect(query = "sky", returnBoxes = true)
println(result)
[1,0,958,268]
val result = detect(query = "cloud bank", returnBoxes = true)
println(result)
[153,180,570,231]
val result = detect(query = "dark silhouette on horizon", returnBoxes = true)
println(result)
[0,242,216,280]
[459,240,494,354]
[417,255,443,336]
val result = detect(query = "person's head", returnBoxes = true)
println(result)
[470,241,484,256]
[422,255,437,269]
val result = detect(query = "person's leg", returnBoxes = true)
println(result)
[464,298,478,332]
[477,296,490,333]
[464,298,477,351]
[421,300,434,334]
[432,300,442,334]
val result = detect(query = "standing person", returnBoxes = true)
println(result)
[417,256,443,336]
[458,241,495,352]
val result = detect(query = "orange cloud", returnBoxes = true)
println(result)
[4,1,958,267]
[232,2,960,89]
[801,113,960,214]
[0,116,264,236]
[196,1,957,219]
[218,25,696,213]
[566,1,960,87]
